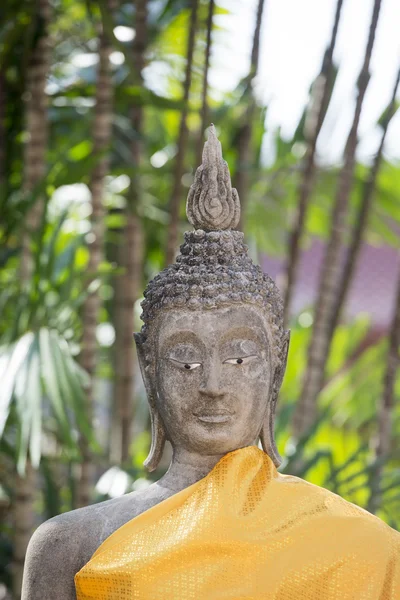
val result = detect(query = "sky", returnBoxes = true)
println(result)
[212,0,400,166]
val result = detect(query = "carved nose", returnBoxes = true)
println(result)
[199,365,224,398]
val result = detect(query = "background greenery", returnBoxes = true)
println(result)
[1,0,400,598]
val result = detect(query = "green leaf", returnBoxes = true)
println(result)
[120,86,185,111]
[0,333,34,436]
[68,140,93,161]
[324,442,368,486]
[52,236,83,283]
[39,328,74,446]
[27,348,42,468]
[14,339,33,475]
[40,458,63,518]
[377,100,400,129]
[44,210,70,280]
[49,332,96,450]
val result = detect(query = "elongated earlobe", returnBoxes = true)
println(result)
[259,405,282,467]
[144,404,167,472]
[134,333,167,472]
[260,330,290,468]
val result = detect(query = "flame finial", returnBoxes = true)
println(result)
[186,125,240,231]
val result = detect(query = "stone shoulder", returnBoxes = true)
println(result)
[22,483,172,600]
[30,482,171,559]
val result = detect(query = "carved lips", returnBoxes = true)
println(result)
[193,408,233,424]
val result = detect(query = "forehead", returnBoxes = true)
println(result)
[155,305,271,348]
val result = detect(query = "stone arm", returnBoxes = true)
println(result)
[22,516,90,600]
[21,485,174,600]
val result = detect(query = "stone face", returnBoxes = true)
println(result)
[136,300,289,474]
[144,306,273,455]
[21,125,290,600]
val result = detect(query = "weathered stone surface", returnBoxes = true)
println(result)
[186,124,240,231]
[22,126,289,600]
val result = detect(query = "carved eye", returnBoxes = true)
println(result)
[223,356,257,365]
[170,359,202,370]
[183,362,201,370]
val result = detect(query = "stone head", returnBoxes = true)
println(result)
[135,125,290,471]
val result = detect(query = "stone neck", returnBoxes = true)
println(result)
[156,448,226,494]
[157,443,258,494]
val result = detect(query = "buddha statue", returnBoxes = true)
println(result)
[22,126,399,600]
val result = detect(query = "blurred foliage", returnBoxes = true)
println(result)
[1,0,400,594]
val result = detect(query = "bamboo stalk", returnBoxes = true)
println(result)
[165,0,199,266]
[13,1,51,596]
[115,214,144,463]
[292,0,383,438]
[326,67,400,345]
[196,0,214,167]
[282,0,344,326]
[368,270,400,514]
[235,0,266,230]
[0,72,6,187]
[20,0,51,283]
[13,464,36,600]
[77,6,114,508]
[113,0,147,463]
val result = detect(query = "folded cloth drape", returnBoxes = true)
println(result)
[75,446,400,599]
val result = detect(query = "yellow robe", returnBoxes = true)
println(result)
[75,446,400,599]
